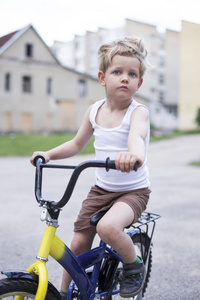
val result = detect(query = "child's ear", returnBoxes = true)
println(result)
[98,71,106,86]
[137,78,143,90]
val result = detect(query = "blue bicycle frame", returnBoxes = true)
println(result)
[52,238,123,299]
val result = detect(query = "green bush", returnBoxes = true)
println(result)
[195,107,200,127]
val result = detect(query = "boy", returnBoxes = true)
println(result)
[30,36,151,298]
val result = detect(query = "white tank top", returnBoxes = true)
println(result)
[90,98,150,192]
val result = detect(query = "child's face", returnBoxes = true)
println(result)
[98,55,143,102]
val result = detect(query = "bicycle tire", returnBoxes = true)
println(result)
[0,278,60,299]
[104,232,152,299]
[132,233,152,297]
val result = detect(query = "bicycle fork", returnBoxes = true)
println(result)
[15,224,58,300]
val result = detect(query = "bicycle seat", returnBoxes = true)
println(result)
[90,210,108,226]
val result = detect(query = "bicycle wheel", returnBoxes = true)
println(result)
[0,278,60,299]
[132,233,152,297]
[102,232,152,299]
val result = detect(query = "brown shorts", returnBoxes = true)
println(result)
[74,185,151,232]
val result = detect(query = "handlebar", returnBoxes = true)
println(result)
[34,156,138,210]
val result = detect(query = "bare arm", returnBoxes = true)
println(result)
[115,106,149,172]
[30,106,94,165]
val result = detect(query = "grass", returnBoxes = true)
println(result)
[150,128,200,142]
[0,133,95,156]
[190,161,200,167]
[0,129,199,156]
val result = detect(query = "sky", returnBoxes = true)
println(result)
[0,0,200,46]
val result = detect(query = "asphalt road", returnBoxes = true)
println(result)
[0,134,200,299]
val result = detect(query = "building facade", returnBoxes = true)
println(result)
[52,18,179,131]
[0,25,105,133]
[179,20,200,130]
[1,20,199,133]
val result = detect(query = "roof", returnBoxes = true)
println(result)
[0,24,61,64]
[0,25,33,55]
[0,25,71,69]
[0,24,99,80]
[0,30,19,48]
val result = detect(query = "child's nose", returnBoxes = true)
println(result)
[121,76,128,83]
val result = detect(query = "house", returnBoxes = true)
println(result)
[179,20,200,130]
[0,24,105,133]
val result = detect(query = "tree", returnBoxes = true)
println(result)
[195,107,200,127]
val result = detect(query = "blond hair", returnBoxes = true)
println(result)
[98,37,149,77]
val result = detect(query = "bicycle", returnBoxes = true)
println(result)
[0,156,160,300]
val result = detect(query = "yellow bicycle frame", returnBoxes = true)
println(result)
[15,224,65,300]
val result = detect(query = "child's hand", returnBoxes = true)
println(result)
[115,152,141,173]
[30,151,50,166]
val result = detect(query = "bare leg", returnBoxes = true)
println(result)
[61,226,96,292]
[97,202,146,297]
[96,202,137,263]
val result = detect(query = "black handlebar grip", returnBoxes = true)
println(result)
[33,155,46,166]
[134,161,139,172]
[105,157,116,171]
[106,157,139,172]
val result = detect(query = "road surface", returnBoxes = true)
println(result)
[0,134,200,299]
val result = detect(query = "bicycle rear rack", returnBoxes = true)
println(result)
[133,211,160,228]
[129,212,161,264]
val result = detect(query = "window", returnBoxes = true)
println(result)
[4,112,12,131]
[78,79,87,97]
[159,56,164,67]
[167,105,177,116]
[26,44,33,57]
[47,78,52,94]
[159,73,165,84]
[22,76,32,93]
[150,87,156,93]
[21,113,33,131]
[5,73,11,91]
[159,90,164,102]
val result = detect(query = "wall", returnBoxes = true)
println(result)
[179,21,200,130]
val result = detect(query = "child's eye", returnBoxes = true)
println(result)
[113,70,120,75]
[130,72,136,77]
